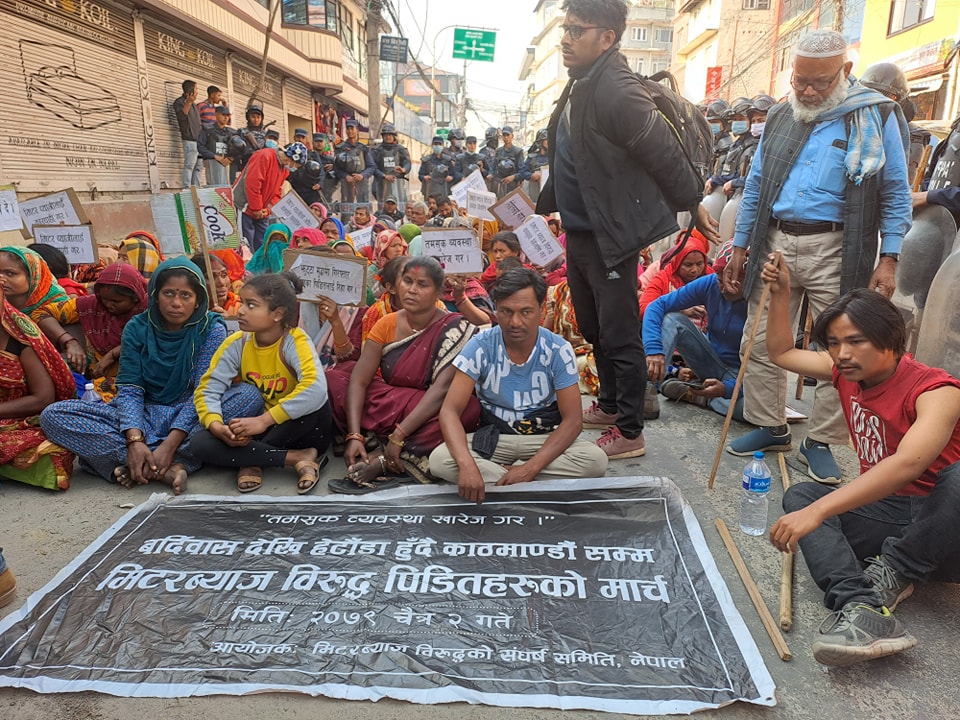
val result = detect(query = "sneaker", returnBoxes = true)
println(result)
[727,426,791,456]
[864,556,915,612]
[597,426,646,460]
[644,382,661,420]
[0,568,16,609]
[660,378,707,408]
[811,602,917,667]
[582,401,617,429]
[799,437,842,484]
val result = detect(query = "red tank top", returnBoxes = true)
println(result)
[833,355,960,496]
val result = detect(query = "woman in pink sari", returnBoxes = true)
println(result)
[326,256,480,493]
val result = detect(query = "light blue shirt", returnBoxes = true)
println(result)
[734,110,911,254]
[453,326,578,424]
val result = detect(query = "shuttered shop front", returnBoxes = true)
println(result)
[0,0,148,192]
[285,77,315,135]
[142,15,229,189]
[232,58,285,141]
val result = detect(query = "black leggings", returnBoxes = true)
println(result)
[190,403,333,468]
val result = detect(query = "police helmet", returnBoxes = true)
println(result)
[723,97,752,120]
[535,128,548,143]
[381,123,397,136]
[497,158,516,175]
[860,62,911,103]
[245,105,264,120]
[302,160,322,180]
[750,94,777,113]
[228,135,248,156]
[705,99,730,121]
[449,128,466,141]
[485,127,499,141]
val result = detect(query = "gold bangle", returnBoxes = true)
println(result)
[125,434,146,446]
[388,435,405,449]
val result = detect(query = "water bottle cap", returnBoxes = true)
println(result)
[754,451,764,459]
[84,383,95,390]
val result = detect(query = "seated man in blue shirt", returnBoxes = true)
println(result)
[644,241,747,420]
[430,268,608,503]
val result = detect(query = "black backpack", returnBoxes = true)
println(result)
[642,70,714,184]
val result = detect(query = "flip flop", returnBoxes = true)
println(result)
[237,468,263,493]
[327,473,413,495]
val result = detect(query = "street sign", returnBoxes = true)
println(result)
[380,36,409,63]
[452,28,496,62]
[435,128,451,138]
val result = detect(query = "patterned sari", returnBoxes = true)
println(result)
[0,295,76,490]
[326,313,481,482]
[544,280,599,395]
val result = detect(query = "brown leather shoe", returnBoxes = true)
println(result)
[0,568,16,609]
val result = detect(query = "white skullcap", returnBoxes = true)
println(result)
[795,29,847,59]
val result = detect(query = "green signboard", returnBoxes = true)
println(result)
[435,128,451,138]
[452,28,496,62]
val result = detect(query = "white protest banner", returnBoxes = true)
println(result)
[420,227,484,275]
[150,193,191,257]
[0,186,23,233]
[489,187,536,229]
[350,225,374,250]
[32,225,98,264]
[466,189,496,221]
[515,215,564,266]
[18,189,87,235]
[272,191,320,231]
[283,249,368,306]
[450,168,487,207]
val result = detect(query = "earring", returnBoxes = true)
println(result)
[274,318,279,322]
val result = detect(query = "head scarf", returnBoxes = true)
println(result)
[75,262,149,356]
[373,218,397,234]
[309,202,328,221]
[0,246,69,319]
[372,230,408,268]
[290,227,327,248]
[124,231,165,261]
[398,223,422,244]
[120,237,161,278]
[116,257,223,406]
[321,217,346,240]
[246,222,292,275]
[329,239,365,258]
[211,249,246,284]
[660,229,714,280]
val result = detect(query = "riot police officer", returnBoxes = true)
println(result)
[288,156,326,206]
[419,135,460,197]
[236,105,267,174]
[447,128,465,155]
[311,132,339,204]
[491,126,524,198]
[518,128,549,202]
[334,118,376,204]
[706,97,754,194]
[371,122,412,207]
[197,105,236,186]
[456,135,484,180]
[704,99,732,178]
[480,126,499,191]
[723,94,775,196]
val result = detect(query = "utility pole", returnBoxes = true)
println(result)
[365,0,384,137]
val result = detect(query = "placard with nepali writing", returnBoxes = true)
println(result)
[31,224,98,264]
[0,186,23,233]
[272,191,320,231]
[284,249,368,306]
[18,188,87,235]
[450,168,487,207]
[466,189,497,221]
[350,225,375,250]
[0,478,775,713]
[515,215,564,266]
[420,227,484,275]
[489,187,536,229]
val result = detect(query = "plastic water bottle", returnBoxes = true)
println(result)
[80,382,101,404]
[739,451,771,536]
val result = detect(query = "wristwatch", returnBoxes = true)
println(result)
[879,253,900,262]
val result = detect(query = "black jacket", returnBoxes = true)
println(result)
[537,48,701,268]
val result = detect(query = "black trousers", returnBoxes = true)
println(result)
[190,402,333,468]
[564,230,646,438]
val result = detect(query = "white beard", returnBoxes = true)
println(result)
[789,80,849,124]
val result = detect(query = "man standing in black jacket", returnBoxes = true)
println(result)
[537,0,718,460]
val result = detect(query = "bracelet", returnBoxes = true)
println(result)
[57,332,75,348]
[345,432,365,443]
[388,435,405,449]
[454,296,467,306]
[393,424,408,438]
[125,434,146,446]
[334,338,352,350]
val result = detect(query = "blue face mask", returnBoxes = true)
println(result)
[265,139,279,148]
[731,120,749,135]
[432,144,443,155]
[710,122,722,135]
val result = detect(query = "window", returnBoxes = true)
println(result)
[653,61,669,73]
[282,0,338,30]
[742,0,770,8]
[338,3,354,51]
[656,28,673,43]
[635,58,645,74]
[631,27,648,42]
[888,0,935,33]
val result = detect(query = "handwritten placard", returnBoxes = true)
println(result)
[272,191,320,231]
[350,225,374,250]
[420,227,484,275]
[489,187,536,229]
[466,189,497,221]
[151,193,191,256]
[515,215,564,266]
[32,224,98,264]
[19,189,87,235]
[450,168,487,207]
[283,249,368,306]
[0,186,23,233]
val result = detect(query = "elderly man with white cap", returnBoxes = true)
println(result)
[721,29,912,484]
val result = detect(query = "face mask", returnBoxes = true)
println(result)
[265,139,279,148]
[432,144,443,154]
[731,120,749,135]
[750,122,765,138]
[710,122,722,135]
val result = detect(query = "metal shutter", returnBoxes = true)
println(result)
[284,77,315,133]
[232,56,286,141]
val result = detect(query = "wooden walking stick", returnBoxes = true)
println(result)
[794,297,813,400]
[715,519,792,661]
[708,251,783,489]
[777,453,794,631]
[912,144,932,193]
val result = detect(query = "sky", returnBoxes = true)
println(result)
[388,0,539,136]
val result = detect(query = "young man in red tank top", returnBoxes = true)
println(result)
[761,254,960,667]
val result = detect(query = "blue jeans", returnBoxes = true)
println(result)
[182,140,202,187]
[659,312,744,421]
[242,213,270,252]
[784,461,960,611]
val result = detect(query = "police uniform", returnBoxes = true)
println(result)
[519,139,549,202]
[419,137,461,198]
[334,127,375,204]
[372,132,412,206]
[492,143,525,199]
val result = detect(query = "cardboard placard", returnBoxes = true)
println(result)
[150,193,191,257]
[515,215,564,266]
[466,189,497,221]
[489,187,536,229]
[350,225,375,250]
[450,168,487,207]
[191,187,241,251]
[283,249,368,306]
[272,191,321,231]
[420,227,484,275]
[0,185,23,234]
[18,188,88,235]
[32,224,98,264]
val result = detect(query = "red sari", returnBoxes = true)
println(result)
[0,297,77,490]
